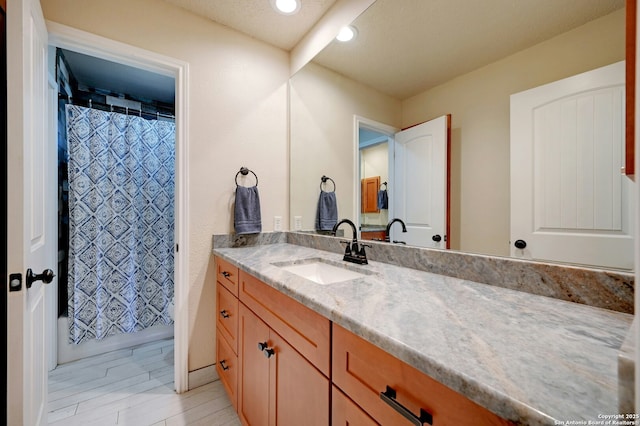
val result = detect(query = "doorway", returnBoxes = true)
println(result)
[48,22,190,392]
[54,47,176,364]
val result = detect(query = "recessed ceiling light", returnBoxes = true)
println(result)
[336,25,357,42]
[272,0,301,15]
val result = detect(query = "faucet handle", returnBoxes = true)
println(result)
[339,240,352,255]
[357,243,371,256]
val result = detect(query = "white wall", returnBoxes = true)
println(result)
[403,9,625,256]
[42,0,289,371]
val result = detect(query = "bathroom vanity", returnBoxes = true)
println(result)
[213,241,632,426]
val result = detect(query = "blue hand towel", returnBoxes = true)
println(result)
[234,185,262,234]
[315,190,338,231]
[377,189,388,209]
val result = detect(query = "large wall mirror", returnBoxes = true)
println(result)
[289,0,633,270]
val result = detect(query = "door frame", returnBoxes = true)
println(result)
[47,22,190,392]
[353,116,397,235]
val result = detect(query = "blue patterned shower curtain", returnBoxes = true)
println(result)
[66,105,175,344]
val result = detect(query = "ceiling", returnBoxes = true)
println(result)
[313,0,626,99]
[61,49,176,104]
[62,0,625,104]
[162,0,338,51]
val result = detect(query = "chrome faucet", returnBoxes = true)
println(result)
[385,218,407,243]
[331,219,369,265]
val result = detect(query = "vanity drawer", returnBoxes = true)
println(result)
[332,324,512,426]
[332,385,378,426]
[216,330,238,410]
[216,282,238,354]
[216,256,239,296]
[238,270,331,376]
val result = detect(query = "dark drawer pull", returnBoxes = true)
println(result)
[221,271,231,278]
[219,360,229,371]
[220,310,230,319]
[380,386,433,426]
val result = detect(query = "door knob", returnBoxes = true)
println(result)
[514,239,527,249]
[432,234,442,242]
[26,268,55,289]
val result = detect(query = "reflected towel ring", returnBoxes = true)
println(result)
[320,175,336,192]
[235,167,259,187]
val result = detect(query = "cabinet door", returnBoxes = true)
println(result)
[238,304,270,426]
[270,330,329,426]
[361,176,380,213]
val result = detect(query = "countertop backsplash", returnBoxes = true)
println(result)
[212,231,634,314]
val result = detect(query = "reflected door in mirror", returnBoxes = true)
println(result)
[393,115,451,249]
[510,61,634,270]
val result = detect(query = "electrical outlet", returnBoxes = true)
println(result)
[274,216,282,231]
[294,216,302,231]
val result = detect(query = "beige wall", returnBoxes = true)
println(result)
[402,9,625,256]
[289,61,401,231]
[41,0,290,371]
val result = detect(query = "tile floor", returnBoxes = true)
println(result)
[47,338,240,425]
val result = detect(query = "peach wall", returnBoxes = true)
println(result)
[41,0,290,371]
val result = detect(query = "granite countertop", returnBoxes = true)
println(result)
[213,243,633,426]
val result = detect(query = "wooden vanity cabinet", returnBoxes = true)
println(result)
[214,257,512,425]
[332,324,512,426]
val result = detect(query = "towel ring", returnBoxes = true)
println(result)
[381,181,388,189]
[235,167,259,187]
[320,175,336,192]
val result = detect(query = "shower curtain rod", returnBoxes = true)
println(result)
[59,93,175,120]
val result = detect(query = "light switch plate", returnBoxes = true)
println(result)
[274,216,282,231]
[294,216,302,231]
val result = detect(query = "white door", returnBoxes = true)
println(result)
[7,0,54,424]
[393,115,450,248]
[510,61,634,270]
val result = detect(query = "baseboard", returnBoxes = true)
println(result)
[188,364,219,390]
[57,316,174,364]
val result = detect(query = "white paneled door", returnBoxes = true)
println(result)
[510,61,634,270]
[393,115,450,248]
[7,0,55,424]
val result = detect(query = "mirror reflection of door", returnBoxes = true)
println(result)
[394,115,451,248]
[511,61,633,270]
[357,115,451,247]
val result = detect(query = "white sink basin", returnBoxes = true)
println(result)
[278,260,366,285]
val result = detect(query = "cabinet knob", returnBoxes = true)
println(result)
[220,310,230,319]
[221,271,231,278]
[219,360,229,371]
[514,239,527,249]
[263,348,275,358]
[258,341,268,351]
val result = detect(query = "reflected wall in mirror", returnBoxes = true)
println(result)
[289,0,631,269]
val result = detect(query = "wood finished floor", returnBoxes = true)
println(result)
[47,338,240,425]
